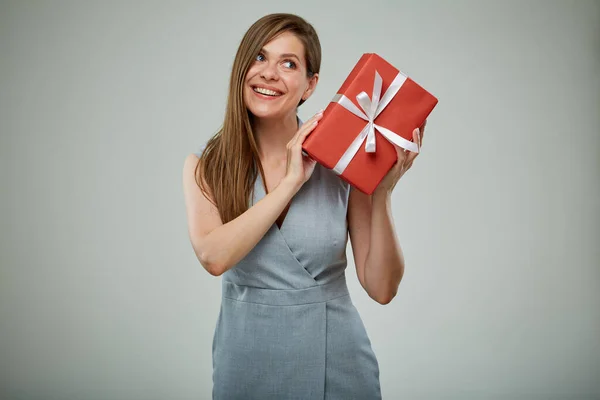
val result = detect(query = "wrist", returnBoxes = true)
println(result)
[279,176,301,197]
[372,186,392,201]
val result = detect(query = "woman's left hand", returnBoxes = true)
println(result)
[374,119,426,195]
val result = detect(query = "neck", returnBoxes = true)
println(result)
[253,112,298,166]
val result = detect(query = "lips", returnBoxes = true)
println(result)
[251,85,283,97]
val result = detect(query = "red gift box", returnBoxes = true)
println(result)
[302,53,438,194]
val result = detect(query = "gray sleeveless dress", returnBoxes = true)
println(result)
[194,119,381,400]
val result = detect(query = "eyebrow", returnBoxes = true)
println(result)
[260,48,300,61]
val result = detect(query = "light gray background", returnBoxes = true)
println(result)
[1,0,598,399]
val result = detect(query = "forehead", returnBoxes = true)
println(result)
[262,31,305,61]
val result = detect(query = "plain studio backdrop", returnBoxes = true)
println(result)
[1,0,598,399]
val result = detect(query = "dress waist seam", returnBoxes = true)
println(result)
[221,274,349,306]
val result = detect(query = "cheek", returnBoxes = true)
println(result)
[241,86,253,107]
[245,64,261,80]
[283,77,304,98]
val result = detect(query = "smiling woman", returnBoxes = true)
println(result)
[182,13,382,399]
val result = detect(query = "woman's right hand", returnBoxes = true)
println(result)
[284,110,324,190]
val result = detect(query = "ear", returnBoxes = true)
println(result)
[302,73,319,101]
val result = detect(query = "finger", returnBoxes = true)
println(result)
[289,111,323,147]
[305,156,317,165]
[302,118,320,137]
[403,131,418,164]
[406,150,418,165]
[402,128,420,157]
[303,109,324,129]
[300,109,324,127]
[395,145,407,170]
[419,120,426,146]
[409,128,421,156]
[292,121,321,163]
[313,108,325,120]
[295,121,319,151]
[412,128,420,151]
[296,114,323,147]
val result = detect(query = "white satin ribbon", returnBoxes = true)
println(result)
[331,70,418,175]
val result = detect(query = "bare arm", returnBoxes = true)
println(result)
[183,112,323,276]
[183,154,300,276]
[348,187,404,305]
[347,125,424,304]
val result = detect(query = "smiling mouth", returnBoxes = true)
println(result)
[252,86,283,97]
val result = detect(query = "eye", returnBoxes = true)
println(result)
[255,53,265,62]
[282,60,297,69]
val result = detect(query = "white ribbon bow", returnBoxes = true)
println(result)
[332,70,419,175]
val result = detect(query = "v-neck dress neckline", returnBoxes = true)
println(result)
[253,115,304,233]
[254,169,295,234]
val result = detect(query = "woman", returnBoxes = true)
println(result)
[183,13,424,400]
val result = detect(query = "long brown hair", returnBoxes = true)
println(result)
[195,13,321,224]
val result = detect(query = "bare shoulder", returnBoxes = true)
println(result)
[182,153,223,244]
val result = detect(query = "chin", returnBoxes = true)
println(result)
[245,100,288,120]
[248,108,284,119]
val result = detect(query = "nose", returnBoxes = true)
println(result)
[259,61,279,81]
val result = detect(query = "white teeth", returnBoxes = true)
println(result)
[253,87,281,96]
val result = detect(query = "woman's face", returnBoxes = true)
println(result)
[243,31,318,121]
